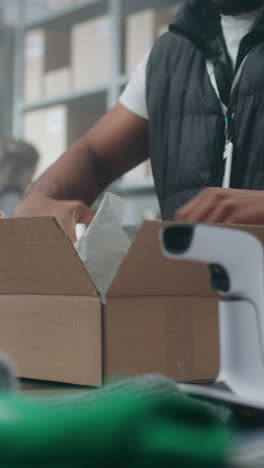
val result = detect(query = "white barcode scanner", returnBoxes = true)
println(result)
[161,223,264,403]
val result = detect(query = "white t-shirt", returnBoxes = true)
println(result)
[119,10,258,120]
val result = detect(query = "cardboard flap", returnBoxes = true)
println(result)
[108,220,264,298]
[0,217,97,296]
[107,221,217,298]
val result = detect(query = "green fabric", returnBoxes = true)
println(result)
[0,389,231,467]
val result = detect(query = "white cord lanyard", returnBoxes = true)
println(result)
[207,56,248,188]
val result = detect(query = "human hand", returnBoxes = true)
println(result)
[15,194,94,243]
[176,187,264,225]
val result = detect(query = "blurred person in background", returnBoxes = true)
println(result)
[0,139,39,217]
[16,0,264,240]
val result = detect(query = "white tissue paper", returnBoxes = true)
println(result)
[75,192,139,303]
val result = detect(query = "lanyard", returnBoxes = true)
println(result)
[207,56,248,188]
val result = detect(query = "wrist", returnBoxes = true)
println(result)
[15,192,56,217]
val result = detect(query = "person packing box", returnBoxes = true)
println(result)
[15,0,264,238]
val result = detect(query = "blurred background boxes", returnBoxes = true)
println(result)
[24,13,112,101]
[71,15,112,91]
[24,27,71,101]
[24,8,175,102]
[45,28,70,71]
[124,9,175,75]
[23,105,67,177]
[44,67,71,98]
[44,27,71,97]
[24,28,45,101]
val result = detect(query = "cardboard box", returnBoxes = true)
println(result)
[24,28,71,102]
[44,29,71,73]
[24,29,45,102]
[23,105,68,178]
[1,218,262,387]
[0,217,219,386]
[125,9,175,75]
[71,15,112,91]
[44,67,71,98]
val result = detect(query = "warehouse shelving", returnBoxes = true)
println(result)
[24,0,108,30]
[14,0,181,121]
[20,86,108,112]
[23,0,178,29]
[13,0,122,136]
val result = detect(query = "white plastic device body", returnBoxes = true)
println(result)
[161,224,264,403]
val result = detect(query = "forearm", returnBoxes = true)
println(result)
[26,103,149,205]
[15,104,149,239]
[26,136,111,206]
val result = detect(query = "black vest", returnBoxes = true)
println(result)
[146,0,264,219]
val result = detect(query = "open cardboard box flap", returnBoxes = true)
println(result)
[0,216,218,299]
[0,217,97,296]
[108,220,218,298]
[1,217,264,299]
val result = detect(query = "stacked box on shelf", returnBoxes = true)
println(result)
[44,27,72,98]
[24,28,45,102]
[125,9,176,75]
[23,105,67,178]
[71,15,112,91]
[44,68,71,98]
[24,27,72,102]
